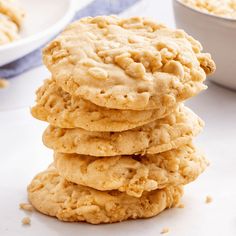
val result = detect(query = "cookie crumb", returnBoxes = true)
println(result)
[19,203,34,212]
[205,195,213,204]
[0,78,9,89]
[177,203,185,208]
[21,217,31,225]
[160,227,169,234]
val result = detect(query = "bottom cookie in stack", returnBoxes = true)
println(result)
[28,165,183,224]
[28,143,207,224]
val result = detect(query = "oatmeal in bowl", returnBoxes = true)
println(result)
[173,0,236,90]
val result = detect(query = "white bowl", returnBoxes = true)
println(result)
[0,0,75,66]
[173,0,236,90]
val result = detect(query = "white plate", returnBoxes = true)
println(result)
[0,0,75,66]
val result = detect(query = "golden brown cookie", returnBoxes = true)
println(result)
[0,0,25,28]
[43,16,215,111]
[54,144,208,197]
[31,79,177,131]
[43,105,203,156]
[28,166,183,224]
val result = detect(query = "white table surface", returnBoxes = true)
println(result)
[0,0,236,235]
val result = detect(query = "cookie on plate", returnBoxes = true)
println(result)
[0,13,18,45]
[0,0,25,28]
[43,16,215,111]
[54,143,208,197]
[28,166,183,224]
[31,79,177,131]
[43,105,204,156]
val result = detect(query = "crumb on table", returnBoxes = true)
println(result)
[0,78,9,89]
[21,217,31,225]
[19,203,34,212]
[177,203,185,208]
[160,227,169,234]
[205,195,213,204]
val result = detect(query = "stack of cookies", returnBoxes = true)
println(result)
[0,0,25,45]
[28,16,215,224]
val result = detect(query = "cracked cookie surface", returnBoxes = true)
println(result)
[43,105,203,156]
[28,166,183,224]
[43,16,215,111]
[31,79,177,131]
[54,143,208,197]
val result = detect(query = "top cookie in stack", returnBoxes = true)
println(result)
[29,16,215,224]
[42,16,215,113]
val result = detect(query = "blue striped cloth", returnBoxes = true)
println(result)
[0,0,140,78]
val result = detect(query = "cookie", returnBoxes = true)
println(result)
[0,13,18,45]
[28,166,183,224]
[31,79,177,131]
[43,105,203,156]
[43,16,215,111]
[54,144,208,197]
[0,0,25,28]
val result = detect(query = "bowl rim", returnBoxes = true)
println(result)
[174,0,236,22]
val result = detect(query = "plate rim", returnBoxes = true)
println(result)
[0,0,75,52]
